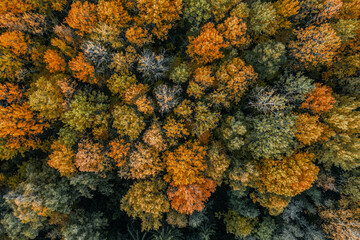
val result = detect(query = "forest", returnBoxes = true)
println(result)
[0,0,359,239]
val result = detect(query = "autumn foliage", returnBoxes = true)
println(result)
[300,83,336,114]
[0,0,358,239]
[187,23,228,65]
[258,152,319,197]
[167,179,216,214]
[163,141,207,186]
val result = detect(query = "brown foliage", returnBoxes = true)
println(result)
[320,208,360,240]
[143,123,167,152]
[75,140,109,173]
[129,143,164,179]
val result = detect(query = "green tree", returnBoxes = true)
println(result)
[246,114,297,159]
[245,40,287,80]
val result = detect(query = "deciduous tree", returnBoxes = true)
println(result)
[167,179,216,214]
[65,1,97,36]
[187,22,228,65]
[121,179,170,231]
[290,24,341,67]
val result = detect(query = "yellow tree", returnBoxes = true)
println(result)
[134,0,182,39]
[48,141,77,176]
[258,152,319,197]
[121,179,170,231]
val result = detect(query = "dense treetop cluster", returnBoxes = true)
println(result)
[0,0,359,239]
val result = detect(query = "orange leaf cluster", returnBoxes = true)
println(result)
[295,113,329,145]
[125,26,153,47]
[0,83,48,151]
[163,141,206,186]
[290,24,341,67]
[300,83,336,114]
[167,179,216,214]
[134,95,154,115]
[0,30,30,56]
[97,0,131,28]
[0,0,33,15]
[48,141,77,176]
[193,66,215,88]
[69,53,97,84]
[163,117,189,140]
[65,1,97,36]
[340,0,360,19]
[135,0,182,39]
[107,139,130,168]
[187,23,228,65]
[259,152,319,197]
[217,17,250,48]
[0,82,22,103]
[274,0,300,18]
[317,0,343,23]
[43,49,66,73]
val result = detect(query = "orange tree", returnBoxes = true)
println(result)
[187,22,228,65]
